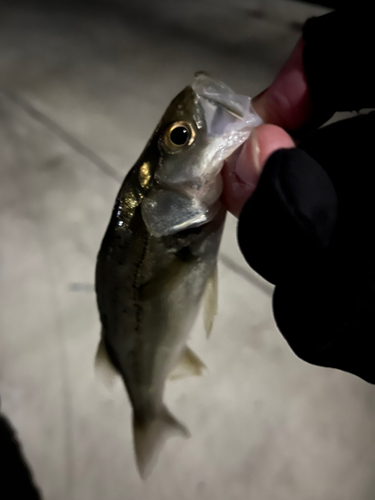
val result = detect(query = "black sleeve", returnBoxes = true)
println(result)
[302,7,375,119]
[0,413,42,499]
[238,111,375,384]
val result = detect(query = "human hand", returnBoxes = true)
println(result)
[222,7,375,383]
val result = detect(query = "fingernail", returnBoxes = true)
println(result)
[235,129,261,186]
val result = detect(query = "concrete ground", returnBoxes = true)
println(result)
[1,1,374,499]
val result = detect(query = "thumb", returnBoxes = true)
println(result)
[222,124,295,217]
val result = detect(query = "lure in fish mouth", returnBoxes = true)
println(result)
[95,72,261,478]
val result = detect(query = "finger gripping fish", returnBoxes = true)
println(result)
[95,73,261,478]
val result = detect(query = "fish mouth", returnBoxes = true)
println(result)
[193,71,248,119]
[192,72,263,135]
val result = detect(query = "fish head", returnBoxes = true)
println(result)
[141,73,262,237]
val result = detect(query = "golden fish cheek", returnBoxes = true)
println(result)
[138,162,152,189]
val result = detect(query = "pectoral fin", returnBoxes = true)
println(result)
[95,337,120,389]
[204,264,218,337]
[168,346,206,380]
[141,259,188,301]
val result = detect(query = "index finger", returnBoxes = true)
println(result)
[252,38,314,133]
[253,8,375,134]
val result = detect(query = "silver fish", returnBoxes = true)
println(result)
[95,73,261,478]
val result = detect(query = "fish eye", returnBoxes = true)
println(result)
[170,126,189,146]
[163,121,195,152]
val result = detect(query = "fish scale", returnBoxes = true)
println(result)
[95,73,261,478]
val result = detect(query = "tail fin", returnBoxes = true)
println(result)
[133,407,190,479]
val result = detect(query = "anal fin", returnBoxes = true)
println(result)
[168,346,206,380]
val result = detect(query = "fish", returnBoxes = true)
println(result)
[95,72,262,478]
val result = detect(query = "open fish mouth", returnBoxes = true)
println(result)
[192,71,263,143]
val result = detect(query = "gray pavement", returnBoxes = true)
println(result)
[1,1,374,499]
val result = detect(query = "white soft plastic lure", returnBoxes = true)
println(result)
[95,73,262,478]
